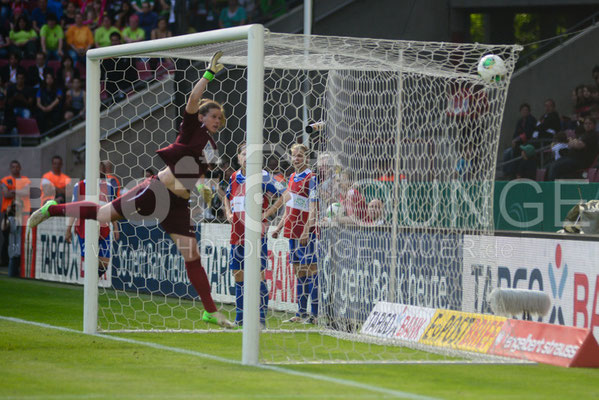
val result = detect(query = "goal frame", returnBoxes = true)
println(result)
[83,25,265,365]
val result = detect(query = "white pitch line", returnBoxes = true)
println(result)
[0,316,439,400]
[0,394,386,400]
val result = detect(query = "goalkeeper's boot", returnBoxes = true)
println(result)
[28,200,57,228]
[202,310,235,329]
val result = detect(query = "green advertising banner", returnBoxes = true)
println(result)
[493,180,599,232]
[336,179,599,233]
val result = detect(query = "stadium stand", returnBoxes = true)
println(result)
[0,0,302,146]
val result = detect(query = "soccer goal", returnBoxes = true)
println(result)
[84,25,522,365]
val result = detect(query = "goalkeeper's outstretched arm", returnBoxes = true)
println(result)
[186,51,224,114]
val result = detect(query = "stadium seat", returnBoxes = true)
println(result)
[78,63,86,79]
[156,59,175,79]
[20,59,35,70]
[536,168,546,181]
[100,81,108,101]
[135,60,153,81]
[48,60,61,74]
[16,117,41,136]
[160,59,175,72]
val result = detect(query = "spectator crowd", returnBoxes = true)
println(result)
[502,65,599,181]
[0,0,292,144]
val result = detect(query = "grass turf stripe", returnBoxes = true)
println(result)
[0,315,438,400]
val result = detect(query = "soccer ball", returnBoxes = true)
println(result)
[326,202,340,218]
[477,54,506,83]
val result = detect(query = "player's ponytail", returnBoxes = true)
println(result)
[198,99,226,128]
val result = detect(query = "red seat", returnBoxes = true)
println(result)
[100,81,108,100]
[47,60,61,74]
[77,63,86,79]
[536,168,546,181]
[20,59,35,70]
[135,60,153,81]
[155,59,175,80]
[16,117,41,136]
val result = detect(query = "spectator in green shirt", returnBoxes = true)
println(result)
[8,16,38,59]
[219,0,246,28]
[40,13,64,60]
[122,14,145,44]
[260,0,287,19]
[131,0,155,13]
[94,14,120,48]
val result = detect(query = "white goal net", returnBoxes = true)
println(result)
[89,28,521,364]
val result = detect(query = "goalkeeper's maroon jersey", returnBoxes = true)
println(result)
[156,111,219,191]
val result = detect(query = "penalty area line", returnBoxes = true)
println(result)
[0,315,438,400]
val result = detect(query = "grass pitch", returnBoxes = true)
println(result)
[1,275,598,399]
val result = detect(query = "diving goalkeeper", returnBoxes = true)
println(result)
[28,52,235,328]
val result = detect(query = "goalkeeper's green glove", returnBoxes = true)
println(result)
[203,51,224,81]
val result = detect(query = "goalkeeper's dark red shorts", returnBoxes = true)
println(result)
[112,176,194,237]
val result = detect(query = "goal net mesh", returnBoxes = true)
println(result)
[96,32,521,364]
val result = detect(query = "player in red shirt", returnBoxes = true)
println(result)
[65,174,119,278]
[272,144,319,324]
[28,52,234,328]
[224,143,284,327]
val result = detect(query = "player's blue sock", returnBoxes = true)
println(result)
[297,275,308,317]
[260,280,269,323]
[235,281,244,324]
[308,273,319,317]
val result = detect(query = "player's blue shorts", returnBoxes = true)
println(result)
[289,233,317,265]
[230,237,268,271]
[78,236,111,259]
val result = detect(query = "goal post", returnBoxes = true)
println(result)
[83,26,266,364]
[84,27,523,364]
[83,56,101,335]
